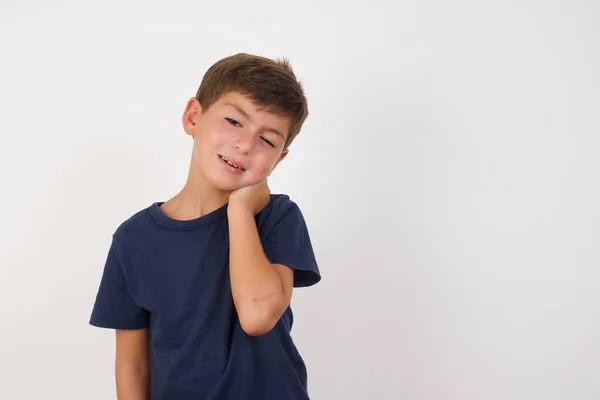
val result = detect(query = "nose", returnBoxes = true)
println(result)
[233,131,255,155]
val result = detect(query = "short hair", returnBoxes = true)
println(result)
[196,53,309,148]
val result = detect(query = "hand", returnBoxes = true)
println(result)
[228,179,271,216]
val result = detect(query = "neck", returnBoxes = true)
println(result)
[160,166,230,221]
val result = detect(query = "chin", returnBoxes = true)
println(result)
[204,166,266,192]
[208,175,247,192]
[209,179,240,192]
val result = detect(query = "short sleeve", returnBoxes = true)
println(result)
[262,200,321,288]
[89,239,149,330]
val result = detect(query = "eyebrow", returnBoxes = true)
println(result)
[224,102,286,139]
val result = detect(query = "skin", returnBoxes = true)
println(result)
[115,329,150,399]
[115,91,296,399]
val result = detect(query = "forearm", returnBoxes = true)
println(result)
[228,205,286,333]
[116,362,150,400]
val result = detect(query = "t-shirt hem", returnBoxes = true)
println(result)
[89,315,149,330]
[294,270,321,288]
[273,263,321,288]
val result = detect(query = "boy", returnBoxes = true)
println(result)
[89,53,321,399]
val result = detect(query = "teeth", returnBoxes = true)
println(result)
[221,156,240,169]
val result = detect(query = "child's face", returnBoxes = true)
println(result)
[183,91,290,192]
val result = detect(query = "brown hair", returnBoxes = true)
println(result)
[196,53,309,148]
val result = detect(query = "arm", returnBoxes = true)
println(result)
[115,329,150,400]
[228,204,294,336]
[90,238,151,398]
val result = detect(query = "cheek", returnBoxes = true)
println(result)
[196,126,229,150]
[203,128,222,146]
[253,154,280,174]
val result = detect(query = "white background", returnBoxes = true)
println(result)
[1,1,599,399]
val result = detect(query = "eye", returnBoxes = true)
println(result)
[260,137,276,148]
[225,117,242,127]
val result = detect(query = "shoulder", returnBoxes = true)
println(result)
[256,194,304,229]
[111,204,156,248]
[269,193,298,212]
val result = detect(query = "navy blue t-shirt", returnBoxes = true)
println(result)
[89,194,321,399]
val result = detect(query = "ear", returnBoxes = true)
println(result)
[268,148,289,176]
[182,97,202,137]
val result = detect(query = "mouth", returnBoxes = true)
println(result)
[219,155,246,171]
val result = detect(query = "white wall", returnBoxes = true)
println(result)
[1,1,599,399]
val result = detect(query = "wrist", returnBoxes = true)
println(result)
[227,201,253,218]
